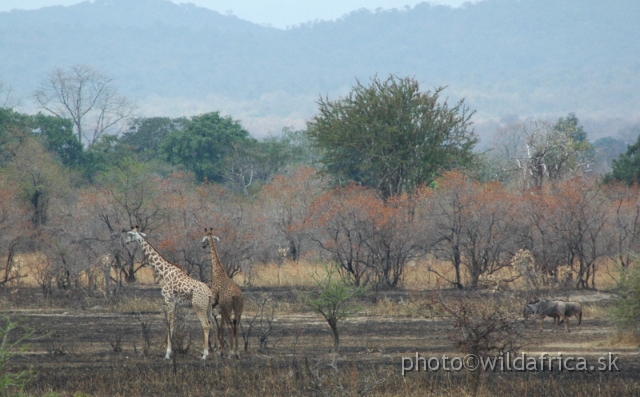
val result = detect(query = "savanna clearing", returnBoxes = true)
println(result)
[1,260,638,397]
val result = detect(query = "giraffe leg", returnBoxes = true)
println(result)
[164,304,175,360]
[217,325,224,358]
[218,311,231,358]
[232,319,240,359]
[232,299,243,359]
[207,304,219,352]
[211,311,220,353]
[197,306,211,360]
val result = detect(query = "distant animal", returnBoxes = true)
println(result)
[557,301,582,330]
[523,299,570,332]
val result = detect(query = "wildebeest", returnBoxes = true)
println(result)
[557,301,582,330]
[523,299,570,332]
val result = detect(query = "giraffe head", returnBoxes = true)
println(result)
[124,226,146,244]
[202,227,221,248]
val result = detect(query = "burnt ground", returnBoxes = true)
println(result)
[1,287,639,396]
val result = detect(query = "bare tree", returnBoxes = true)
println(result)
[607,184,640,269]
[492,117,593,189]
[429,172,520,289]
[430,290,526,395]
[0,179,30,287]
[261,166,325,262]
[544,179,614,289]
[33,64,135,146]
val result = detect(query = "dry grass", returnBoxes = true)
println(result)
[0,283,636,397]
[608,331,640,348]
[240,260,319,288]
[20,353,640,397]
[6,253,623,292]
[1,252,635,397]
[243,257,622,292]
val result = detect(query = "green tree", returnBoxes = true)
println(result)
[0,108,32,163]
[547,113,594,181]
[307,75,477,200]
[0,316,36,395]
[612,261,640,335]
[78,134,125,182]
[161,112,255,183]
[119,117,187,162]
[1,109,83,168]
[303,264,367,353]
[606,134,640,185]
[32,113,83,167]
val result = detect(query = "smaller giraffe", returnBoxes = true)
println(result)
[202,228,244,359]
[125,226,215,360]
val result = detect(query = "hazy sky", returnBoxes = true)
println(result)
[0,0,478,29]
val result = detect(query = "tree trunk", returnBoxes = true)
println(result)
[328,317,339,353]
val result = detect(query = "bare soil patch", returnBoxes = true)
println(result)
[2,287,638,396]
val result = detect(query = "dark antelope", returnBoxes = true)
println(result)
[523,299,571,332]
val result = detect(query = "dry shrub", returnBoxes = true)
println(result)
[429,291,528,395]
[432,292,526,356]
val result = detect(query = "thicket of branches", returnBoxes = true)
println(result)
[0,149,638,295]
[1,71,639,295]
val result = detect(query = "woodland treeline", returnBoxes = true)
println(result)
[1,72,639,295]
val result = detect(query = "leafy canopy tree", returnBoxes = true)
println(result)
[307,75,477,200]
[547,113,594,181]
[161,112,255,183]
[0,108,32,163]
[32,113,83,168]
[606,134,640,185]
[119,117,187,163]
[0,108,82,168]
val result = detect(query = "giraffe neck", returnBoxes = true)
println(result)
[138,237,181,281]
[208,236,227,279]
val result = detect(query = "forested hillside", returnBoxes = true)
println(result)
[0,0,638,134]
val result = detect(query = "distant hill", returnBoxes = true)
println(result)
[0,0,638,138]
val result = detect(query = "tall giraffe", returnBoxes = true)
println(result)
[125,226,215,360]
[202,228,244,359]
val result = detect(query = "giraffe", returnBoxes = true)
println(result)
[202,228,244,359]
[124,226,215,360]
